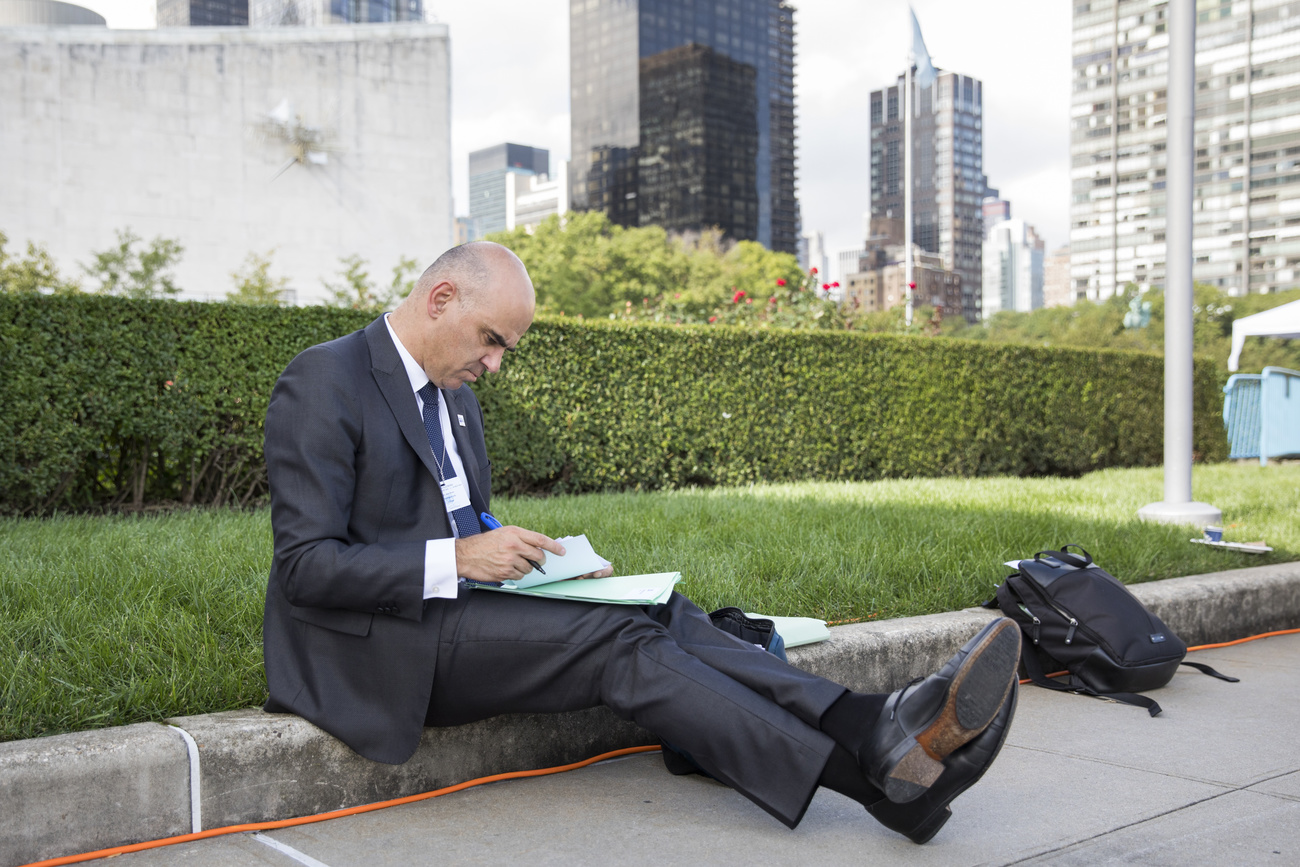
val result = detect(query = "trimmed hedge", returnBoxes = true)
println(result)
[0,294,1227,513]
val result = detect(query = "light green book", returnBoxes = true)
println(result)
[744,613,831,648]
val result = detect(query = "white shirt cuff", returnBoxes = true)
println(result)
[423,538,460,599]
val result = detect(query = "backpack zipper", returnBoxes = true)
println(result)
[1015,602,1042,644]
[1020,573,1169,662]
[1021,580,1084,646]
[1047,601,1080,644]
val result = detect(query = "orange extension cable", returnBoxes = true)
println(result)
[21,628,1300,867]
[22,745,663,867]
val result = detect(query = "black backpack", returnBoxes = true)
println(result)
[988,545,1236,715]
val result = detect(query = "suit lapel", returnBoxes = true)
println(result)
[364,317,445,485]
[444,386,487,508]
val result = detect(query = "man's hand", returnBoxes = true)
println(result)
[455,526,566,584]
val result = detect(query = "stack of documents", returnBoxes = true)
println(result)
[469,533,681,605]
[503,534,610,589]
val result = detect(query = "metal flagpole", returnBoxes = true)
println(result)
[1138,0,1221,527]
[904,59,914,327]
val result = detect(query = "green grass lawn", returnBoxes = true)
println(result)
[2,462,1296,743]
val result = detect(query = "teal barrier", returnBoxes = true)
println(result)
[1223,366,1300,465]
[1223,374,1262,460]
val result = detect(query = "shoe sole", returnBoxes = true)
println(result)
[881,619,1020,803]
[870,680,1020,843]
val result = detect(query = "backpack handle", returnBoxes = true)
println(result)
[1033,544,1093,569]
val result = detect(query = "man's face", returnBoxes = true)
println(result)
[424,273,534,390]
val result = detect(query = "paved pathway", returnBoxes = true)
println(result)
[87,632,1300,867]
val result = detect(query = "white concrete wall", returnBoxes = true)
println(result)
[0,24,451,303]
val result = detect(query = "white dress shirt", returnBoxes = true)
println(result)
[384,313,468,600]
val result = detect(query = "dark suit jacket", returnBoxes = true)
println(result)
[262,316,491,763]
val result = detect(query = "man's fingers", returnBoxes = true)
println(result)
[511,527,565,557]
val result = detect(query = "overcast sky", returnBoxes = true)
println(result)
[81,0,1072,276]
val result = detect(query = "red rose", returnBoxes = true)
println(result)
[811,267,818,274]
[822,283,830,290]
[832,281,840,288]
[708,315,718,323]
[732,290,746,303]
[776,278,786,287]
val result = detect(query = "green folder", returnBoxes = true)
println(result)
[473,572,681,605]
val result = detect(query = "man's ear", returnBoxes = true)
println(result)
[426,280,456,319]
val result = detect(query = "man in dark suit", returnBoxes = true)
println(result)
[263,241,1020,843]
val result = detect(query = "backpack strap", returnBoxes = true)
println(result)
[1180,661,1240,682]
[1033,544,1093,569]
[1018,635,1164,717]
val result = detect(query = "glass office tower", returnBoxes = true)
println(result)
[468,143,550,239]
[569,0,798,253]
[870,70,989,323]
[246,0,421,27]
[157,0,249,26]
[1070,0,1300,300]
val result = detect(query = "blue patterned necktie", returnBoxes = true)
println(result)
[417,383,480,538]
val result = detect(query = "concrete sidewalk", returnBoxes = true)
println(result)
[80,630,1300,866]
[5,562,1299,866]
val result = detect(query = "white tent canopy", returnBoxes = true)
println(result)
[1228,299,1300,371]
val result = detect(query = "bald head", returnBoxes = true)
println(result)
[406,241,533,313]
[391,241,537,389]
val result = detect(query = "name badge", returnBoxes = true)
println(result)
[440,475,471,512]
[457,413,466,427]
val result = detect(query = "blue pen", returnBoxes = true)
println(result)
[480,511,546,574]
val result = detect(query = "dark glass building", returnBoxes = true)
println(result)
[570,0,798,254]
[638,44,758,240]
[157,0,249,26]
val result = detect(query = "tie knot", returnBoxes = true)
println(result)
[418,383,438,404]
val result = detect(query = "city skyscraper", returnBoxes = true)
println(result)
[982,218,1045,318]
[870,70,989,323]
[468,143,550,240]
[569,0,799,254]
[637,43,759,240]
[248,0,422,26]
[1071,0,1300,300]
[157,0,248,25]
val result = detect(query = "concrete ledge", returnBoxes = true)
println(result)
[4,561,1298,866]
[1127,561,1300,645]
[171,706,652,830]
[0,722,191,866]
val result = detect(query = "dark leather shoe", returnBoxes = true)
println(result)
[862,617,1020,803]
[868,679,1019,843]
